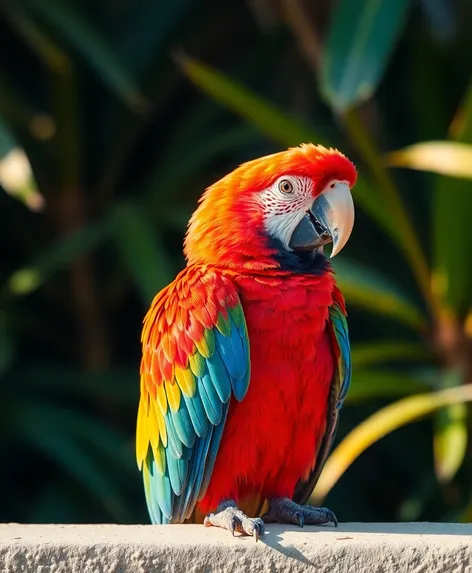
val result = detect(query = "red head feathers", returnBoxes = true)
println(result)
[184,143,357,270]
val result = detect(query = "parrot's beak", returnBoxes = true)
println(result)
[289,182,354,258]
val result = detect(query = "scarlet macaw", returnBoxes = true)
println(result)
[136,143,356,538]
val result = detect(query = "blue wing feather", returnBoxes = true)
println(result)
[167,448,188,496]
[198,370,224,426]
[164,411,184,459]
[144,452,172,522]
[183,392,209,438]
[206,349,232,403]
[197,404,230,502]
[171,405,197,449]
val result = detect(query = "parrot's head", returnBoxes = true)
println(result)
[184,143,357,271]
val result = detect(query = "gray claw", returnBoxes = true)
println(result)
[204,502,265,539]
[265,498,338,527]
[328,510,338,527]
[294,511,304,528]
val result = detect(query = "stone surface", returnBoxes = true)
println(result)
[0,523,471,573]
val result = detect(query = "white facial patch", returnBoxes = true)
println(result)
[258,175,314,250]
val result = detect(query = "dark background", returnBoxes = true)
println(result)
[0,0,471,525]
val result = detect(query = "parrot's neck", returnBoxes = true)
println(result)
[268,237,329,276]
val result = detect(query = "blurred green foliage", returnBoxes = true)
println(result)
[1,0,472,524]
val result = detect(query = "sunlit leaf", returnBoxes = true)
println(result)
[310,384,472,504]
[351,341,431,370]
[333,258,427,331]
[0,118,44,211]
[459,499,472,523]
[434,403,467,483]
[111,202,174,305]
[320,0,409,111]
[387,141,472,179]
[346,370,432,403]
[0,147,44,211]
[433,370,468,483]
[24,0,146,110]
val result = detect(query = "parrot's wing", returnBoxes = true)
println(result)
[136,266,250,524]
[293,289,351,505]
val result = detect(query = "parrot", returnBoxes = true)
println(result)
[136,143,357,539]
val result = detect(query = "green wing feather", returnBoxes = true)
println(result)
[294,301,351,504]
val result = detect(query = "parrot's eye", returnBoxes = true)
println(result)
[278,179,294,194]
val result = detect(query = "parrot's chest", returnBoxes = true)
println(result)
[240,278,334,416]
[223,275,335,494]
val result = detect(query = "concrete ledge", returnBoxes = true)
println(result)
[0,523,471,573]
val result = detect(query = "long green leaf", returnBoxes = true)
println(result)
[177,55,401,245]
[25,0,146,110]
[176,53,317,146]
[111,202,174,305]
[343,110,434,315]
[332,258,427,331]
[310,384,472,504]
[346,370,432,403]
[4,6,80,192]
[146,125,258,208]
[120,0,193,76]
[434,403,468,483]
[5,220,111,297]
[320,0,409,111]
[433,370,468,483]
[434,84,472,313]
[351,341,431,370]
[10,403,129,518]
[15,364,136,404]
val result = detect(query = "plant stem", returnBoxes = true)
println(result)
[342,108,438,319]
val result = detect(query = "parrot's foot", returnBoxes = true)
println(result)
[204,500,265,541]
[262,497,338,528]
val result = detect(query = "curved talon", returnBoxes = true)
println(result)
[329,511,338,527]
[204,503,265,539]
[314,507,338,526]
[294,511,304,528]
[229,517,237,536]
[266,498,339,527]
